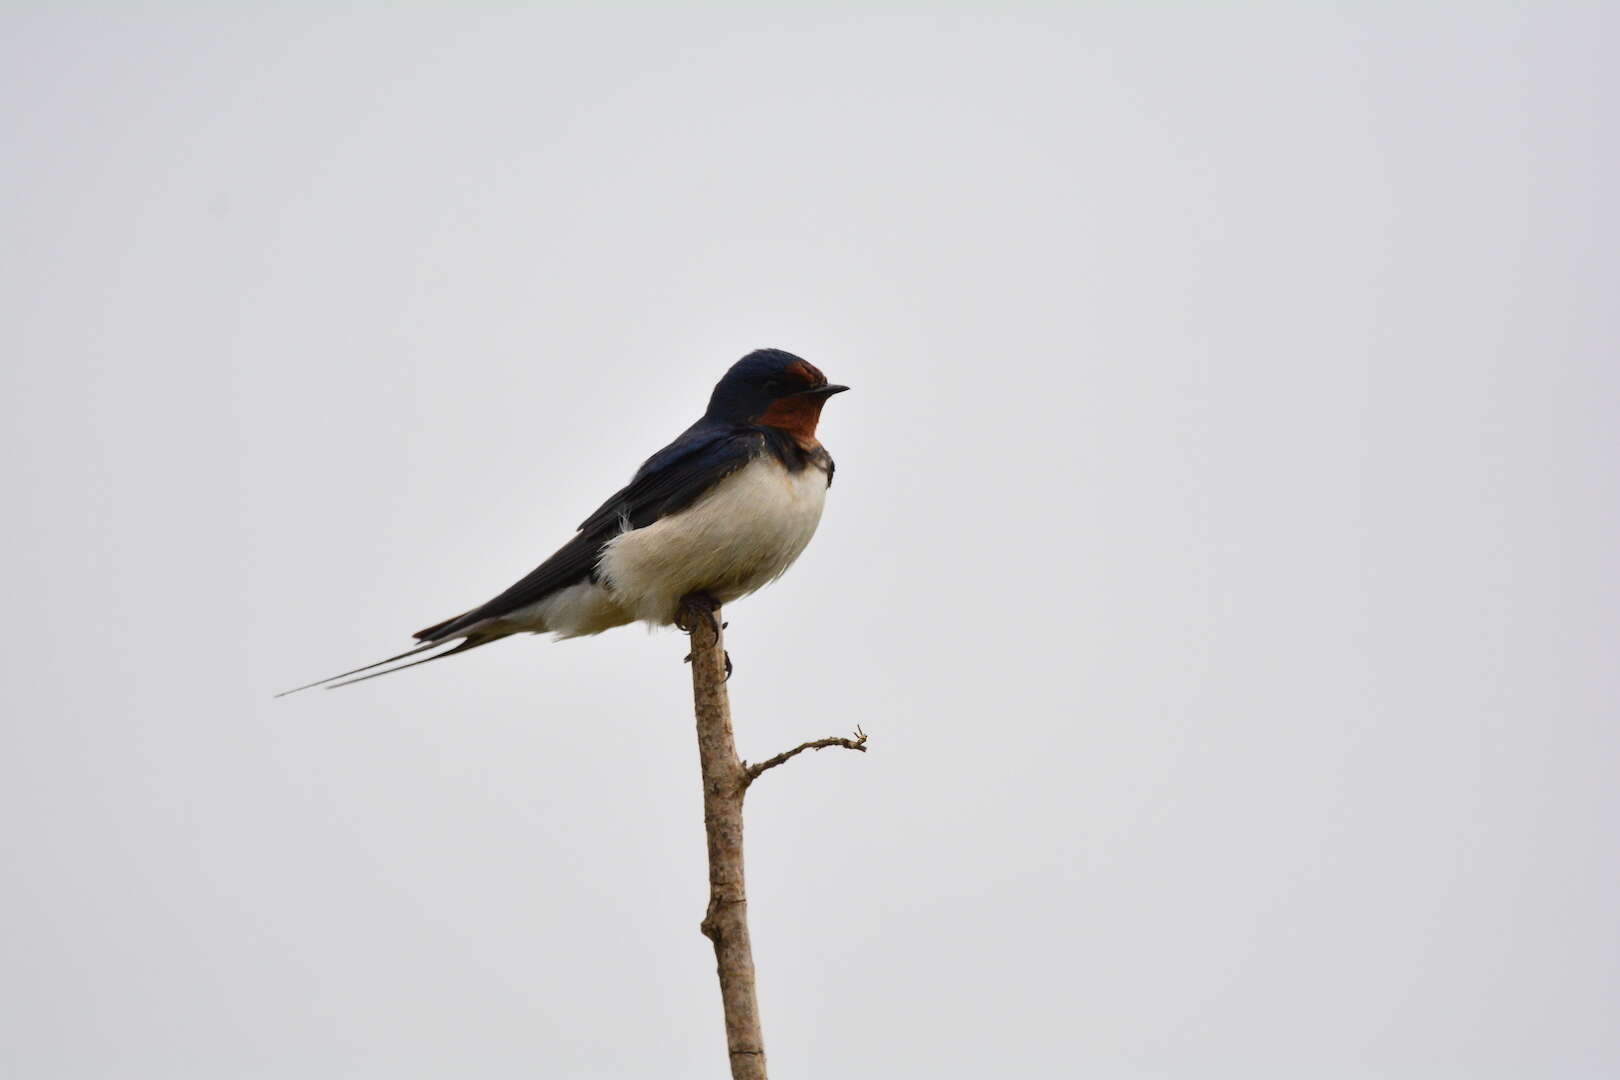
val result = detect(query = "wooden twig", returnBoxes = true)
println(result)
[682,596,767,1079]
[744,726,868,786]
[679,594,868,1080]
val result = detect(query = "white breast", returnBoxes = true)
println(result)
[597,453,830,626]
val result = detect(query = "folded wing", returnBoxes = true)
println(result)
[414,426,763,642]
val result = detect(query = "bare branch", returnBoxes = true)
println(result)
[743,726,869,785]
[679,591,867,1078]
[682,594,768,1079]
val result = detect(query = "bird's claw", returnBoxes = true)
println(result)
[676,592,732,676]
[682,647,732,678]
[675,592,722,636]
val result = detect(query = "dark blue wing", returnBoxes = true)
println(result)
[575,424,764,534]
[414,426,762,641]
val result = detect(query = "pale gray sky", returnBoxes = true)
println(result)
[3,4,1617,1078]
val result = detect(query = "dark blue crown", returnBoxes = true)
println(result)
[704,348,818,422]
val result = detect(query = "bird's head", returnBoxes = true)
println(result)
[705,348,849,439]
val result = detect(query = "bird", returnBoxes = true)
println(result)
[279,348,848,693]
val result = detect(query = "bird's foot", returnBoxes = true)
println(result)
[675,591,722,636]
[677,593,733,678]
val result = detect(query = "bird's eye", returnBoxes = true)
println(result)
[764,379,783,394]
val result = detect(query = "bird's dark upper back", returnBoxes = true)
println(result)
[414,349,837,641]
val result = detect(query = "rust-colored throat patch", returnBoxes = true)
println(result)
[757,392,831,443]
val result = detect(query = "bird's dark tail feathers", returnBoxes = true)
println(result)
[275,635,496,696]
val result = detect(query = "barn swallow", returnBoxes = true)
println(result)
[279,348,847,693]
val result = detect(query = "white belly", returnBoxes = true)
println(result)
[597,454,830,626]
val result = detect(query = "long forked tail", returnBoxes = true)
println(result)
[275,636,494,696]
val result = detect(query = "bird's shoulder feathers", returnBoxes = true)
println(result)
[416,425,793,642]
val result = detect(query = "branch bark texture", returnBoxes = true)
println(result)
[681,596,866,1080]
[685,602,767,1079]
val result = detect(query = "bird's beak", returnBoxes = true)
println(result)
[797,384,849,398]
